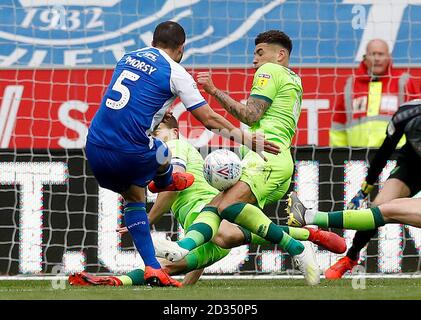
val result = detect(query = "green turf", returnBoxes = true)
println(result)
[0,279,421,300]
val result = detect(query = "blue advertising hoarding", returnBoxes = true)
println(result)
[0,0,421,67]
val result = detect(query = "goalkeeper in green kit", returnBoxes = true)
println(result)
[69,115,346,287]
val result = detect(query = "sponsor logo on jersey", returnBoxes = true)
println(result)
[257,73,271,87]
[136,51,158,62]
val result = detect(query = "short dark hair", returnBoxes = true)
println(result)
[255,30,292,55]
[152,115,178,134]
[152,21,186,50]
[161,114,179,130]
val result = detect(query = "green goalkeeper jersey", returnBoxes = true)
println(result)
[166,139,219,227]
[249,62,303,149]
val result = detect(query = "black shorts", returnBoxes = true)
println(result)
[388,144,421,196]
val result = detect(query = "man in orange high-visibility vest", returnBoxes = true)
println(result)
[330,39,420,147]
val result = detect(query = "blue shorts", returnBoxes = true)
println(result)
[85,138,170,193]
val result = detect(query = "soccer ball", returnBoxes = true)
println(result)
[203,149,242,191]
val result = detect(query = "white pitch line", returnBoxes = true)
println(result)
[1,274,421,281]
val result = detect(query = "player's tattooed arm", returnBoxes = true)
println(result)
[213,89,271,126]
[196,71,270,126]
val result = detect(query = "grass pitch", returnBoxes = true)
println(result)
[0,278,420,300]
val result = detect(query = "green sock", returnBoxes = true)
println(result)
[251,232,269,245]
[310,207,385,231]
[117,268,145,286]
[237,225,269,245]
[177,207,221,251]
[285,226,310,240]
[221,202,304,256]
[184,242,230,272]
[237,224,305,254]
[237,225,309,245]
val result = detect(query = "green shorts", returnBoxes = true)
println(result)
[240,147,294,209]
[184,241,230,272]
[175,201,204,230]
[178,201,230,272]
[177,199,222,232]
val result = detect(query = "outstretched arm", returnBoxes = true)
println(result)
[148,191,179,225]
[346,134,400,210]
[173,68,279,157]
[147,164,185,225]
[191,104,279,159]
[365,128,403,186]
[197,72,270,126]
[182,269,204,285]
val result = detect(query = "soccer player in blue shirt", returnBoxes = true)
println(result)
[86,21,279,287]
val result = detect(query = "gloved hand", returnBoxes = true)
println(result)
[347,181,374,210]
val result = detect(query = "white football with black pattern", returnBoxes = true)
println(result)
[203,149,242,191]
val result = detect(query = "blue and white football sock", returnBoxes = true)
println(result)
[124,202,161,269]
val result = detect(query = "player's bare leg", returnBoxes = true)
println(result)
[287,191,421,229]
[372,178,411,205]
[209,180,256,208]
[212,220,244,248]
[213,219,346,254]
[379,198,421,225]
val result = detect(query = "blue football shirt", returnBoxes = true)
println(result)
[87,47,206,152]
